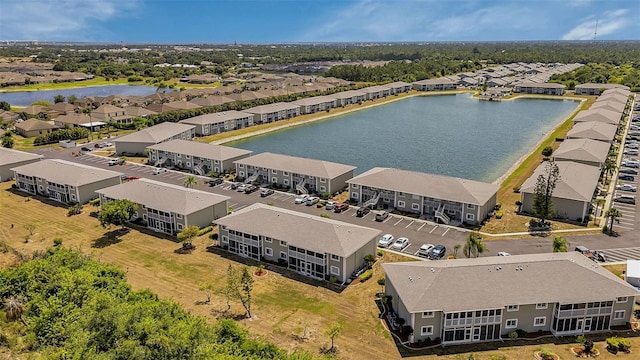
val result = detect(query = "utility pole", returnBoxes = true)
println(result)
[593,19,598,40]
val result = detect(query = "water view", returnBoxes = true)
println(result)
[227,94,580,183]
[0,85,174,107]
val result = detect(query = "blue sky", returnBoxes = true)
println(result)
[1,0,638,43]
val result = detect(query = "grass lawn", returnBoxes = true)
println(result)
[11,128,138,152]
[0,76,134,92]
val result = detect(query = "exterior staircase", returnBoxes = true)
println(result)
[363,192,380,208]
[154,157,167,167]
[435,203,450,225]
[193,162,205,176]
[295,179,308,194]
[245,173,259,184]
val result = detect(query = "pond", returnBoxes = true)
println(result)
[227,94,580,183]
[0,85,175,107]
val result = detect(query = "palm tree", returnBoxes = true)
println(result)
[183,175,198,188]
[4,296,27,325]
[552,236,570,252]
[463,231,488,258]
[605,207,622,235]
[602,159,616,184]
[593,198,606,224]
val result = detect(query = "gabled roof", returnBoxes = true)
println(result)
[412,78,457,86]
[552,138,610,165]
[54,113,102,126]
[179,110,253,125]
[327,89,367,100]
[347,167,498,206]
[190,96,235,107]
[147,139,252,161]
[15,119,58,131]
[520,161,600,202]
[114,122,195,144]
[125,106,157,117]
[290,95,338,107]
[214,204,380,258]
[597,93,629,104]
[50,102,77,112]
[575,83,630,91]
[573,109,621,125]
[234,152,355,179]
[515,82,565,89]
[590,100,626,113]
[383,252,639,313]
[566,121,617,142]
[11,159,121,186]
[0,148,43,166]
[94,104,123,114]
[97,178,229,215]
[244,102,300,115]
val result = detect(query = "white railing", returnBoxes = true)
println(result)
[296,179,308,194]
[154,157,167,167]
[245,173,259,184]
[435,203,450,224]
[193,162,205,176]
[363,192,380,208]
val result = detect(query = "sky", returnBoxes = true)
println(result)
[0,0,638,43]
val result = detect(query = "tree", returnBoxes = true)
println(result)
[177,225,199,244]
[463,231,487,258]
[199,282,215,304]
[24,223,36,235]
[219,265,237,312]
[183,175,198,188]
[532,162,560,224]
[593,198,606,223]
[0,100,10,111]
[98,199,136,230]
[54,94,65,103]
[453,244,461,258]
[3,296,27,325]
[2,133,14,148]
[67,95,78,104]
[324,322,342,353]
[603,159,616,184]
[605,207,622,235]
[237,267,254,318]
[552,236,570,252]
[541,146,553,157]
[377,277,385,293]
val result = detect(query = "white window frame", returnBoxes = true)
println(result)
[421,326,434,336]
[280,251,287,260]
[239,164,244,168]
[283,179,289,185]
[330,254,340,261]
[534,317,546,327]
[272,177,277,183]
[330,266,340,275]
[352,183,358,188]
[505,319,518,329]
[70,194,76,201]
[264,247,273,256]
[422,311,434,318]
[614,310,626,320]
[397,201,405,207]
[38,185,44,191]
[467,203,475,209]
[264,237,272,243]
[411,203,420,210]
[271,169,277,174]
[320,178,326,183]
[185,155,191,159]
[507,305,519,312]
[319,186,326,192]
[283,171,289,176]
[221,235,228,244]
[280,240,288,247]
[617,297,628,303]
[536,303,548,310]
[239,171,244,177]
[466,213,475,221]
[186,162,191,167]
[175,213,182,219]
[352,192,359,199]
[177,223,183,231]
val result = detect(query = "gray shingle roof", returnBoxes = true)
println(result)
[179,110,253,125]
[590,100,626,113]
[573,109,622,125]
[552,138,611,164]
[147,139,252,160]
[214,203,381,257]
[15,119,58,131]
[383,252,639,313]
[290,95,337,107]
[0,148,43,166]
[10,159,122,186]
[96,178,229,215]
[114,122,195,144]
[520,161,600,202]
[234,152,355,179]
[244,102,300,115]
[347,167,498,206]
[515,82,566,89]
[566,121,617,142]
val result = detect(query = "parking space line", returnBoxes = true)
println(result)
[615,224,635,230]
[383,216,392,223]
[429,225,438,234]
[442,228,450,237]
[361,212,370,219]
[394,218,404,226]
[417,223,426,231]
[405,220,414,228]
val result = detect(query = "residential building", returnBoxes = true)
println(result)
[573,109,622,125]
[328,90,367,107]
[244,102,300,124]
[513,82,566,95]
[49,102,78,116]
[92,104,133,124]
[97,178,229,235]
[597,93,629,106]
[566,121,617,143]
[234,152,355,194]
[552,138,611,168]
[53,113,105,131]
[574,83,630,96]
[124,106,157,118]
[347,168,498,225]
[179,110,254,135]
[590,100,626,114]
[114,122,195,155]
[625,260,640,289]
[14,119,58,137]
[11,159,122,204]
[412,78,458,91]
[384,81,413,94]
[290,95,337,114]
[361,85,391,100]
[0,148,43,182]
[147,139,252,175]
[520,161,600,221]
[383,253,639,345]
[214,203,380,283]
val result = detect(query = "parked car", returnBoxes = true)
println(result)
[622,161,640,168]
[80,146,92,152]
[121,175,139,182]
[625,143,639,149]
[375,210,389,222]
[260,188,274,197]
[614,195,636,204]
[378,234,395,248]
[152,167,167,175]
[624,149,639,156]
[325,201,337,210]
[616,184,638,192]
[619,168,639,175]
[333,203,349,213]
[619,174,635,181]
[391,237,409,251]
[236,184,248,192]
[108,158,125,166]
[428,245,447,260]
[575,246,595,260]
[497,252,511,256]
[294,194,309,204]
[356,207,371,217]
[208,178,223,186]
[417,244,435,258]
[244,185,259,194]
[305,196,320,206]
[230,182,241,190]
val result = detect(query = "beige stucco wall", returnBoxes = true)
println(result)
[1,158,41,182]
[77,176,122,204]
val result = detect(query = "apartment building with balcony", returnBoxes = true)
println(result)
[114,122,196,155]
[179,110,254,135]
[244,102,300,124]
[0,148,43,182]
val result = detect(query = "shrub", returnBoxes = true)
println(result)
[602,225,609,233]
[320,213,330,218]
[606,337,619,351]
[508,331,518,339]
[515,200,522,206]
[359,269,373,282]
[618,338,631,352]
[197,226,213,236]
[512,186,521,193]
[495,210,503,219]
[541,146,553,157]
[329,276,337,283]
[377,249,383,257]
[53,238,63,247]
[529,219,539,228]
[320,192,331,200]
[539,348,555,360]
[209,233,218,240]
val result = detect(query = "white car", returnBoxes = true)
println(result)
[417,243,435,257]
[624,149,639,156]
[497,252,511,256]
[236,184,248,192]
[294,194,309,204]
[378,234,394,248]
[625,143,639,149]
[152,167,167,175]
[305,196,320,206]
[391,237,410,251]
[616,184,638,192]
[325,201,337,210]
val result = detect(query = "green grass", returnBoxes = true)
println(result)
[255,286,336,315]
[0,76,135,92]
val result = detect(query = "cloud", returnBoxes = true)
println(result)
[561,9,629,40]
[567,0,593,7]
[0,0,140,41]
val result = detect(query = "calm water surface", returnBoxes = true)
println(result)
[0,85,174,107]
[228,94,579,182]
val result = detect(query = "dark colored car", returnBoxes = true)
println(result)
[333,203,350,213]
[619,168,639,175]
[230,182,240,190]
[427,245,447,260]
[81,146,91,152]
[356,207,371,217]
[260,189,274,197]
[208,178,224,186]
[619,175,635,181]
[244,185,259,194]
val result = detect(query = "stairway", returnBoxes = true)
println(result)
[154,157,167,167]
[435,203,450,225]
[193,162,205,176]
[245,173,259,184]
[295,179,308,194]
[363,192,380,208]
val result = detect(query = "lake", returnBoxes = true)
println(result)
[227,94,580,183]
[0,85,175,107]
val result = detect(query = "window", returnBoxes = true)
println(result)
[534,317,546,327]
[222,236,228,244]
[283,172,289,176]
[412,195,420,200]
[352,192,359,199]
[352,184,358,188]
[272,177,277,183]
[536,303,548,310]
[467,203,475,209]
[239,164,244,168]
[177,223,183,231]
[505,319,518,329]
[330,266,340,275]
[239,171,244,177]
[143,214,147,221]
[265,247,273,256]
[411,203,420,210]
[283,179,289,185]
[186,155,191,159]
[466,213,475,221]
[507,305,519,312]
[264,237,272,243]
[186,162,191,167]
[320,178,326,183]
[422,311,434,318]
[70,195,76,200]
[397,201,405,207]
[617,297,628,303]
[280,252,287,260]
[38,185,43,191]
[272,169,277,174]
[280,240,288,247]
[614,310,626,320]
[319,186,326,192]
[398,192,404,196]
[175,213,182,219]
[421,326,434,336]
